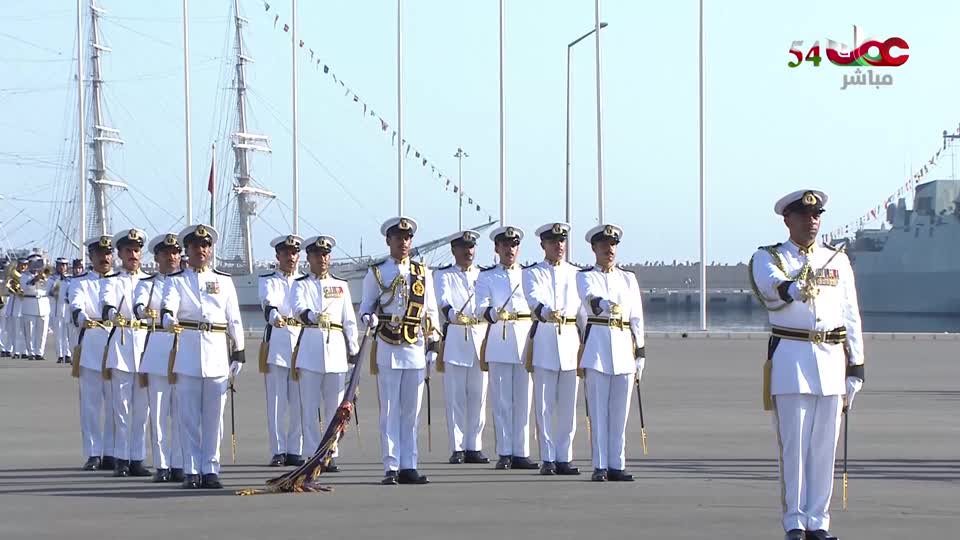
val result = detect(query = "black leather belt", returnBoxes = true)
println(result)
[177,320,227,333]
[771,325,846,345]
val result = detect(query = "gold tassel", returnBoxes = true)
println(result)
[762,358,773,411]
[524,337,534,374]
[101,344,112,381]
[258,341,270,374]
[576,342,585,378]
[138,373,149,388]
[70,345,81,378]
[167,331,180,385]
[435,342,446,373]
[369,336,379,375]
[478,325,491,372]
[290,342,301,381]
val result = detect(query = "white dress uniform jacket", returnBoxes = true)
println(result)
[19,270,51,317]
[474,264,531,364]
[291,273,360,374]
[102,269,150,373]
[258,270,303,368]
[161,267,245,378]
[134,274,175,377]
[751,241,864,396]
[70,271,112,371]
[522,260,582,371]
[436,265,485,366]
[576,265,645,376]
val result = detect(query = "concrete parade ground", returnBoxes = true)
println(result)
[0,333,957,540]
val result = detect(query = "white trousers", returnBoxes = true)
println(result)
[584,369,633,470]
[443,363,488,453]
[264,366,303,456]
[15,317,27,355]
[532,368,579,463]
[79,366,115,458]
[56,315,71,358]
[377,366,425,472]
[177,375,228,475]
[299,370,346,458]
[148,374,182,469]
[488,362,533,458]
[773,394,843,532]
[111,370,149,461]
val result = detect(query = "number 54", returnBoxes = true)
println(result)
[788,40,821,68]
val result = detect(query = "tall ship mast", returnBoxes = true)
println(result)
[86,1,126,236]
[218,0,275,275]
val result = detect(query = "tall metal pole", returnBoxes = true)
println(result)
[396,0,403,215]
[183,0,193,225]
[77,0,86,264]
[565,46,572,262]
[291,0,299,234]
[498,0,505,224]
[455,147,468,230]
[698,0,707,330]
[594,0,605,223]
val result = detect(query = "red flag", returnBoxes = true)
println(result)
[207,154,215,194]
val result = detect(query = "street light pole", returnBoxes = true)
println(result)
[454,147,469,231]
[565,21,607,262]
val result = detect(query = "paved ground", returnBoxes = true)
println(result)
[0,334,957,540]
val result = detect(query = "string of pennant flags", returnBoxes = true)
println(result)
[821,125,959,244]
[261,1,495,223]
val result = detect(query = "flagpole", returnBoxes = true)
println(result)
[498,0,505,224]
[396,0,404,215]
[182,0,193,225]
[291,0,300,235]
[698,0,707,331]
[77,0,86,265]
[594,0,604,223]
[210,142,216,267]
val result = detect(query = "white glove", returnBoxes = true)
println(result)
[598,299,612,313]
[229,361,243,378]
[268,310,283,327]
[76,311,89,327]
[539,307,554,321]
[426,351,437,366]
[162,313,177,329]
[105,307,118,321]
[635,356,646,380]
[361,313,379,328]
[845,376,863,410]
[307,310,319,324]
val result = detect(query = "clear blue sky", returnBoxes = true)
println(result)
[2,0,957,266]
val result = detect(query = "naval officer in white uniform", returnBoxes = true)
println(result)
[134,232,184,483]
[70,235,116,471]
[576,224,645,482]
[523,222,583,476]
[750,190,864,540]
[102,228,152,478]
[475,226,539,471]
[161,224,245,489]
[359,216,440,485]
[435,230,489,465]
[19,254,51,360]
[258,234,305,467]
[291,234,359,472]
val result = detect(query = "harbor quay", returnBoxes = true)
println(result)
[0,334,956,540]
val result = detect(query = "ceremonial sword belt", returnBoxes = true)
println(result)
[586,316,628,330]
[496,311,531,322]
[448,313,481,326]
[177,320,228,333]
[82,318,113,329]
[542,314,577,325]
[770,325,846,345]
[301,314,344,332]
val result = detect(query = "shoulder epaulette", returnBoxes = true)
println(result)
[214,269,231,276]
[521,262,537,269]
[75,271,88,279]
[167,270,184,277]
[295,274,310,282]
[102,272,118,278]
[139,274,157,281]
[823,243,844,252]
[371,259,387,268]
[579,266,593,272]
[480,265,497,272]
[437,264,452,271]
[259,271,276,278]
[573,263,590,270]
[330,273,346,282]
[757,242,782,251]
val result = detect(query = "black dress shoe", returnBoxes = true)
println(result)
[464,450,490,464]
[556,462,581,475]
[539,461,557,475]
[100,456,116,470]
[0,351,10,358]
[382,471,399,485]
[12,354,21,359]
[398,469,430,485]
[269,454,285,467]
[153,468,171,483]
[607,469,634,482]
[56,356,63,364]
[806,530,836,540]
[323,459,340,473]
[785,530,806,540]
[496,455,513,470]
[201,473,223,489]
[170,468,185,482]
[592,468,608,481]
[113,459,130,477]
[449,451,465,464]
[82,456,101,471]
[285,453,305,467]
[129,460,152,477]
[511,456,540,470]
[182,474,202,489]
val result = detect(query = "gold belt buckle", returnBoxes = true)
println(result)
[497,310,512,322]
[198,322,211,332]
[456,312,472,326]
[318,313,332,329]
[811,331,825,345]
